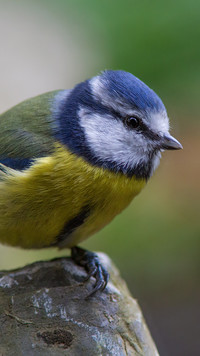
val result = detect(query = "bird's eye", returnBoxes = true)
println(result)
[125,116,140,129]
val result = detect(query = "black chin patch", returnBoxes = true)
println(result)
[117,150,158,180]
[129,159,153,180]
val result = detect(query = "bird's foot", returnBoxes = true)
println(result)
[71,246,109,298]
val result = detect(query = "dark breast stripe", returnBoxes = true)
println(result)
[54,205,91,246]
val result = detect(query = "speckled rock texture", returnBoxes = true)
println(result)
[0,253,159,356]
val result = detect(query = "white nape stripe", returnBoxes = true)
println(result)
[53,90,72,119]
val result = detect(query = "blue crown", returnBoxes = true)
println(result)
[101,70,165,113]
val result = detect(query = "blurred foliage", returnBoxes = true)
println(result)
[45,0,200,119]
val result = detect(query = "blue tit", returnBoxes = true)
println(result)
[0,70,182,296]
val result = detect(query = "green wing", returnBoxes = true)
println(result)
[0,90,61,160]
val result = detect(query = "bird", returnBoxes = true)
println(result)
[0,70,182,297]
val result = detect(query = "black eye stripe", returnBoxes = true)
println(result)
[106,107,160,141]
[142,129,160,141]
[125,116,161,141]
[139,123,160,141]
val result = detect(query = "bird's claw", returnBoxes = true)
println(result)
[71,246,109,298]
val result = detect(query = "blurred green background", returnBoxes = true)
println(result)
[0,1,199,355]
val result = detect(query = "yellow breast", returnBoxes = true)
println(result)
[0,144,146,249]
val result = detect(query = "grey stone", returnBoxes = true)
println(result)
[0,253,159,356]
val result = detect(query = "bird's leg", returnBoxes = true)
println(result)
[71,246,109,298]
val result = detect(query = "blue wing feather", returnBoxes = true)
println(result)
[0,158,33,170]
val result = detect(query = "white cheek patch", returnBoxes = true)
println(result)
[79,107,153,171]
[150,151,161,176]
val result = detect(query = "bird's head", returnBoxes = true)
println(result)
[56,70,182,180]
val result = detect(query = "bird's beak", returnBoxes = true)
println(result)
[159,134,183,150]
